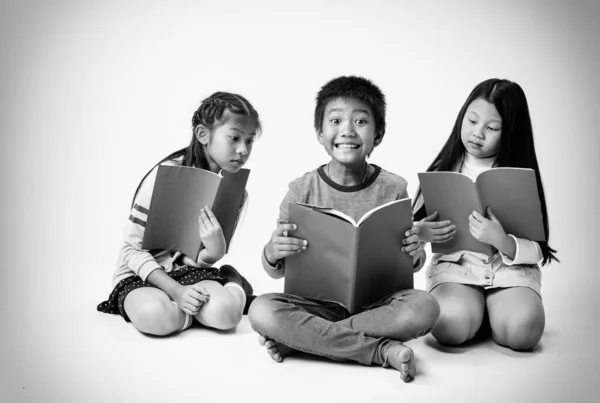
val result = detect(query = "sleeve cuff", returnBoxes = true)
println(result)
[137,260,163,282]
[261,247,285,279]
[412,245,426,273]
[500,235,543,266]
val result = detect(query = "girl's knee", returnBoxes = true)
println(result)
[197,293,243,330]
[492,309,545,351]
[127,298,182,336]
[433,302,481,346]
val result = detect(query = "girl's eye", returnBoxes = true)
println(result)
[229,136,239,141]
[246,139,255,145]
[468,119,476,124]
[487,127,499,132]
[355,119,368,125]
[330,118,340,124]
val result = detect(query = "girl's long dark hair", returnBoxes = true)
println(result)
[130,91,261,206]
[414,79,558,265]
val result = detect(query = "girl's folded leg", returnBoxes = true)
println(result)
[486,286,545,351]
[430,283,486,346]
[193,280,245,330]
[124,287,187,336]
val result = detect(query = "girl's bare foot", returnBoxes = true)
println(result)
[258,335,294,362]
[385,343,416,382]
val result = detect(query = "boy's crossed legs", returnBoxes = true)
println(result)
[248,289,440,382]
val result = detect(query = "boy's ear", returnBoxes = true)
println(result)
[194,125,210,145]
[373,131,384,147]
[316,130,325,145]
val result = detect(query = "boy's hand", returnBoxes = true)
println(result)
[174,284,210,316]
[469,207,506,249]
[415,211,455,243]
[265,220,307,265]
[198,207,226,263]
[402,226,424,257]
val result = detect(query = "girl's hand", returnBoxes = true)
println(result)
[198,207,226,263]
[174,284,210,316]
[468,207,506,248]
[264,220,307,265]
[402,226,424,258]
[415,211,456,243]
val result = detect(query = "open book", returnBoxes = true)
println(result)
[418,168,545,256]
[284,198,414,313]
[142,165,250,259]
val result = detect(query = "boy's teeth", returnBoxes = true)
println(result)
[336,144,359,149]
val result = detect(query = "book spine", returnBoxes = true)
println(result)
[474,183,493,256]
[350,227,360,313]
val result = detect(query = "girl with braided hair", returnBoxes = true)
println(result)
[97,92,261,336]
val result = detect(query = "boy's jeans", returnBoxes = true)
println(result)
[248,289,440,366]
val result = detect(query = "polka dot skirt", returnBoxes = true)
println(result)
[96,266,228,322]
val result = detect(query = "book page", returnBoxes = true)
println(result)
[476,168,546,241]
[355,198,410,226]
[294,203,358,226]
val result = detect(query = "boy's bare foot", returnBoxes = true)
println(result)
[385,343,416,382]
[258,335,294,362]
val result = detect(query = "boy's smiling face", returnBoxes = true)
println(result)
[317,97,379,166]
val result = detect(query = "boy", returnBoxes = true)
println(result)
[248,76,440,382]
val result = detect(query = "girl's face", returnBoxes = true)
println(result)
[461,98,502,158]
[201,112,257,174]
[317,97,379,167]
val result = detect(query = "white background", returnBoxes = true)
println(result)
[1,0,598,402]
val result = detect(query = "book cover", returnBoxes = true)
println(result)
[142,165,250,259]
[284,198,414,313]
[418,168,545,256]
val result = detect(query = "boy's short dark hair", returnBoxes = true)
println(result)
[314,76,386,139]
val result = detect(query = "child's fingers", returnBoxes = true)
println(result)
[276,244,306,252]
[469,214,483,229]
[422,211,439,222]
[434,229,456,241]
[402,242,421,254]
[428,221,453,229]
[192,284,210,296]
[198,210,210,230]
[433,224,456,235]
[277,241,306,250]
[181,255,200,267]
[277,237,307,247]
[469,224,481,239]
[180,303,196,316]
[187,289,208,303]
[404,227,420,238]
[471,210,486,223]
[403,234,420,245]
[277,249,305,259]
[276,223,297,235]
[203,207,221,228]
[186,293,203,308]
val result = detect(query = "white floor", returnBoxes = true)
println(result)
[1,255,596,403]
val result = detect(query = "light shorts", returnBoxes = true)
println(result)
[425,250,542,298]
